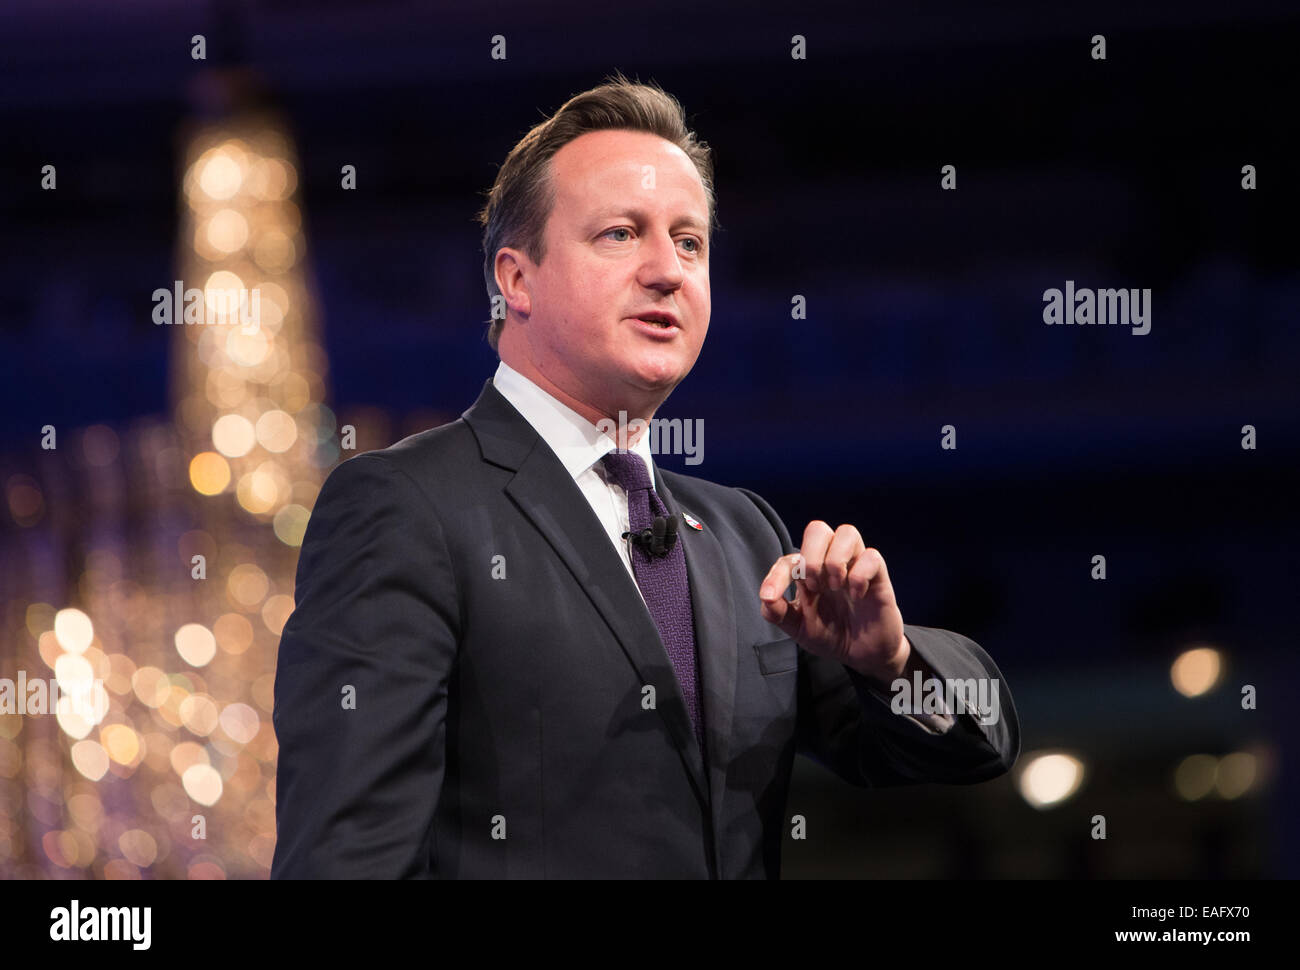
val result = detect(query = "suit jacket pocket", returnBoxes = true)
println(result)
[753,637,798,676]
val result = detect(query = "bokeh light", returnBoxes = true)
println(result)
[53,608,93,654]
[196,147,244,200]
[212,413,257,457]
[1171,645,1223,698]
[189,451,231,495]
[174,624,218,668]
[1016,751,1086,809]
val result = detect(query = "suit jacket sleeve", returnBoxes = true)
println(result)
[737,487,1020,789]
[271,453,460,878]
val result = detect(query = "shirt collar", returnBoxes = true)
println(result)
[492,360,657,486]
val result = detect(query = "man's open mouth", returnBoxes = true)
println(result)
[634,313,678,329]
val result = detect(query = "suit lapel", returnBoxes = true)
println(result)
[462,380,710,807]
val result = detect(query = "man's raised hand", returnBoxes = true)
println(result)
[758,520,909,684]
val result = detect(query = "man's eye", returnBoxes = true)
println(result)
[604,228,632,242]
[680,237,701,253]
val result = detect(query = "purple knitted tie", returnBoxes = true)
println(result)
[601,451,705,758]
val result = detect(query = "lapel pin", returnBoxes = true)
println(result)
[682,512,704,531]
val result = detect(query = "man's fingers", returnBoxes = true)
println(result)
[759,552,802,605]
[764,522,891,625]
[759,591,803,637]
[824,524,865,592]
[798,520,835,593]
[759,553,804,635]
[847,546,891,602]
[759,553,794,602]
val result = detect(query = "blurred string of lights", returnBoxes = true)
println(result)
[0,108,334,878]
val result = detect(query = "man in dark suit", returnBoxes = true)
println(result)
[271,77,1019,879]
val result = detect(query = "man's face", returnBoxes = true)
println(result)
[507,128,711,414]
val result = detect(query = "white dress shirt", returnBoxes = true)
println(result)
[492,360,655,600]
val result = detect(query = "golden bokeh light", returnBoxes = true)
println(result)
[131,666,171,709]
[54,705,94,743]
[253,229,297,272]
[1215,752,1257,799]
[105,652,137,696]
[70,740,110,782]
[261,593,295,636]
[272,503,310,547]
[53,608,94,654]
[66,792,104,830]
[212,413,257,458]
[248,156,292,199]
[227,563,270,609]
[236,466,280,514]
[174,623,217,668]
[213,612,255,655]
[169,741,209,777]
[37,631,62,670]
[100,724,142,767]
[53,651,94,695]
[118,829,159,868]
[55,682,109,741]
[182,763,224,806]
[1171,645,1223,698]
[254,290,287,333]
[226,329,272,369]
[218,703,261,746]
[1174,754,1218,801]
[203,270,247,324]
[196,147,244,200]
[206,208,249,253]
[179,693,220,737]
[189,451,231,495]
[1016,751,1086,809]
[42,830,82,869]
[255,409,297,452]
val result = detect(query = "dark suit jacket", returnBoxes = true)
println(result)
[271,378,1020,878]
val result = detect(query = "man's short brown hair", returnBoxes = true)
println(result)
[475,73,716,353]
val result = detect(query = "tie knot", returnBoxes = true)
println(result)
[601,451,653,494]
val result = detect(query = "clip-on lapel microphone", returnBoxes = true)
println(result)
[623,514,680,558]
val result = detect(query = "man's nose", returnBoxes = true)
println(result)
[637,231,686,290]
